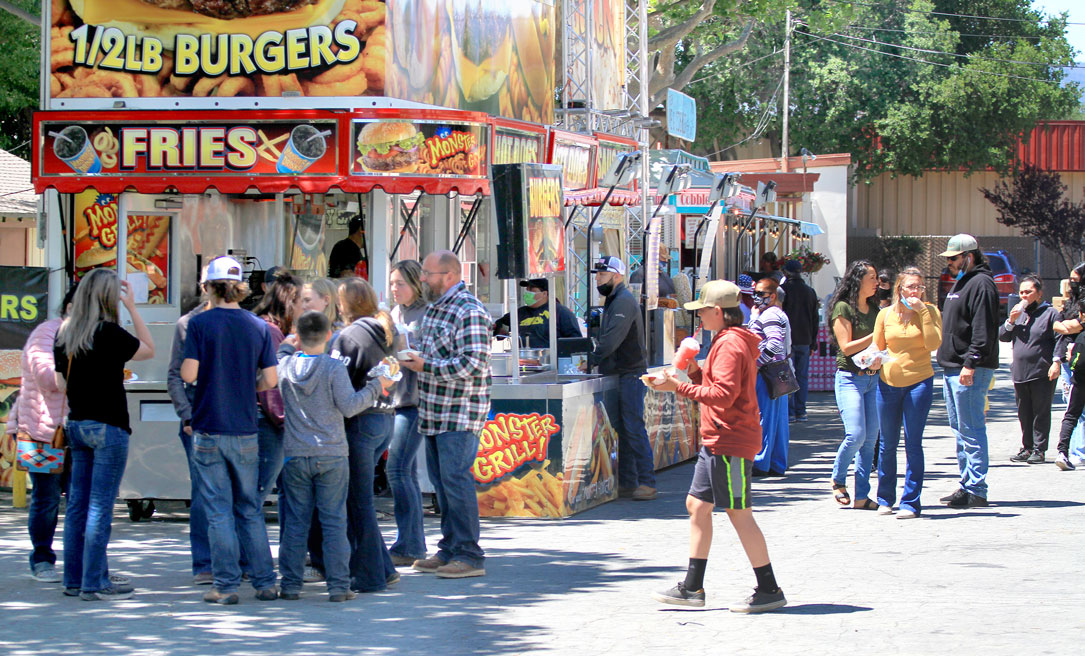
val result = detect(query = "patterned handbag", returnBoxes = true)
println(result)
[14,355,71,474]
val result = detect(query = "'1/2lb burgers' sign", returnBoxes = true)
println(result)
[0,267,47,350]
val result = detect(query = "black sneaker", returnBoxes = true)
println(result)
[279,590,301,600]
[947,492,988,508]
[1010,448,1031,463]
[941,489,968,505]
[63,587,80,597]
[731,588,787,613]
[1027,451,1046,464]
[254,586,279,601]
[651,581,705,608]
[80,587,133,601]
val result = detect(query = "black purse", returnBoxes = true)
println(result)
[759,358,799,400]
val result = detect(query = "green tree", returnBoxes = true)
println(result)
[680,1,1080,179]
[0,0,39,155]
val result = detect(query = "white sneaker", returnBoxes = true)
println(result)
[877,505,894,515]
[31,563,61,583]
[896,510,918,520]
[303,566,325,583]
[1056,453,1076,471]
[1072,456,1085,468]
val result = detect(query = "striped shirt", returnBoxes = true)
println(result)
[749,305,791,367]
[417,282,492,436]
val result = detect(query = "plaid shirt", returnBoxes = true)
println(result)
[418,282,492,436]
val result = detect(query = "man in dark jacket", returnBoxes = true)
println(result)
[593,256,656,501]
[493,278,582,347]
[936,234,1000,508]
[780,259,819,422]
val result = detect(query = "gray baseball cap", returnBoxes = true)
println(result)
[939,234,979,257]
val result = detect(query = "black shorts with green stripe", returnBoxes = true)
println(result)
[688,447,753,510]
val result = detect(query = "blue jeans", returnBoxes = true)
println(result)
[28,469,68,569]
[614,373,656,489]
[179,425,211,575]
[63,420,128,592]
[256,412,284,504]
[192,432,276,593]
[279,456,350,594]
[425,430,484,568]
[345,412,396,592]
[1059,364,1085,459]
[943,367,995,498]
[789,344,812,419]
[876,377,933,514]
[387,407,426,559]
[754,375,790,473]
[832,370,880,501]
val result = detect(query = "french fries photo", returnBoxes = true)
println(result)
[477,462,564,518]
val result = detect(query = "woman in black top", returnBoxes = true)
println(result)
[54,268,154,600]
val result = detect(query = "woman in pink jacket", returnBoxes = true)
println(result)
[6,287,77,583]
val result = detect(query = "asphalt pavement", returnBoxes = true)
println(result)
[1,350,1083,655]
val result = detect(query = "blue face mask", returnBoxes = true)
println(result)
[900,295,914,309]
[954,270,965,282]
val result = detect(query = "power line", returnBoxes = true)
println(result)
[703,74,786,159]
[837,24,1046,41]
[822,0,1085,25]
[807,24,1085,70]
[796,30,1068,84]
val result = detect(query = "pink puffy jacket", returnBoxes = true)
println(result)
[6,319,66,443]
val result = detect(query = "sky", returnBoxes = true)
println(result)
[1032,0,1085,63]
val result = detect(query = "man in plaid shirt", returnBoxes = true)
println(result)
[401,251,490,579]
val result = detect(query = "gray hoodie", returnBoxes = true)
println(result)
[277,343,383,458]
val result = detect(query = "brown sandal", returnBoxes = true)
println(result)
[832,484,850,506]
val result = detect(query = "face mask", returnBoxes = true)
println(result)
[876,287,890,302]
[954,269,965,282]
[753,295,771,309]
[523,291,538,306]
[900,294,914,310]
[596,282,614,297]
[1071,280,1081,294]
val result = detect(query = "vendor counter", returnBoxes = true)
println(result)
[476,367,700,519]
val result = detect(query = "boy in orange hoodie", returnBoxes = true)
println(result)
[648,280,786,613]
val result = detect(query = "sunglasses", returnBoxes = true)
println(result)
[753,291,773,298]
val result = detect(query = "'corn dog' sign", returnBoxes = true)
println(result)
[38,118,339,178]
[473,412,560,485]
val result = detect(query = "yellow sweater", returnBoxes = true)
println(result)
[873,303,943,387]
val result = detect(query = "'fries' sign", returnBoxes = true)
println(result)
[473,412,560,485]
[39,119,338,178]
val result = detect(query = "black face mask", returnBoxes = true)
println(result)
[876,287,891,302]
[1071,280,1081,295]
[596,282,615,297]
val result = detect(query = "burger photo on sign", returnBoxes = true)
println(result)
[355,122,424,174]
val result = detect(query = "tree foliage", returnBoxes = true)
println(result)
[0,0,39,156]
[869,235,924,275]
[980,164,1085,273]
[676,0,1080,179]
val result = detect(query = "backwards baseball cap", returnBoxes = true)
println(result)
[203,256,243,282]
[519,278,548,291]
[737,274,755,294]
[684,280,740,310]
[348,215,364,235]
[782,259,803,274]
[939,234,979,257]
[593,256,626,276]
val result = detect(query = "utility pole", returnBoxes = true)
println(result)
[780,9,791,173]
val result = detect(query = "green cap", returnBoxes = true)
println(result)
[939,234,979,257]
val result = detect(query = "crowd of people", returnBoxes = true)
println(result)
[9,231,1085,613]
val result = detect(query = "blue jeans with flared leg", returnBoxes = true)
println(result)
[876,377,933,514]
[832,370,880,501]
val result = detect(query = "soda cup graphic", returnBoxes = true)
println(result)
[277,125,326,174]
[53,126,101,174]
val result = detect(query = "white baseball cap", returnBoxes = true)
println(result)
[593,256,626,276]
[203,256,244,282]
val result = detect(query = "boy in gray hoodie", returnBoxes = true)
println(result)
[276,311,393,601]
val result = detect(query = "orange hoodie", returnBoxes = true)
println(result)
[675,326,762,460]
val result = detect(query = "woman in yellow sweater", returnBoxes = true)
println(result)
[872,267,942,519]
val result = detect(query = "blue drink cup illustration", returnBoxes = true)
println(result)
[277,125,326,174]
[53,126,101,174]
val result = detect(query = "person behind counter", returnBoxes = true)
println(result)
[8,285,79,585]
[493,278,582,347]
[180,256,279,605]
[328,216,365,279]
[401,250,490,579]
[592,255,656,502]
[630,242,677,299]
[55,269,155,601]
[648,280,786,613]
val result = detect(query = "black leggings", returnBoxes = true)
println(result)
[1058,383,1085,455]
[1014,378,1055,452]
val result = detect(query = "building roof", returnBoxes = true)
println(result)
[0,148,36,217]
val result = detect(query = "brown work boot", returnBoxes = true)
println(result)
[632,485,658,501]
[411,556,445,573]
[434,560,486,579]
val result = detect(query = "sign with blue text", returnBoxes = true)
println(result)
[666,89,697,143]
